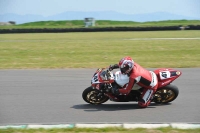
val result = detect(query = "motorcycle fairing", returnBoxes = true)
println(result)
[154,68,182,88]
[91,68,115,87]
[114,71,142,90]
[91,73,101,84]
[114,71,129,87]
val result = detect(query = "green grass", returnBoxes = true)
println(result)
[1,127,200,133]
[0,31,200,69]
[0,20,200,29]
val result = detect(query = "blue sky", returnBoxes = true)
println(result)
[0,0,200,18]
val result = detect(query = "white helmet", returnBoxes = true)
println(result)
[118,56,134,74]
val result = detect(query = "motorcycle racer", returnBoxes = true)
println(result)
[109,56,158,108]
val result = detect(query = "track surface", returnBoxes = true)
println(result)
[0,68,200,125]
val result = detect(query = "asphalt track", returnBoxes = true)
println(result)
[0,68,200,125]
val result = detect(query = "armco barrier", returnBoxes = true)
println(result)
[0,123,200,129]
[0,26,184,34]
[1,25,200,34]
[186,25,200,30]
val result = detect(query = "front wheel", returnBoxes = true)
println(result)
[82,86,109,105]
[153,84,179,103]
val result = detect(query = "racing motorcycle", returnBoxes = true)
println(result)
[82,68,182,105]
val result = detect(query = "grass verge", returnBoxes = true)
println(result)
[1,127,200,133]
[0,30,200,69]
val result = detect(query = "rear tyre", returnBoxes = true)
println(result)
[82,86,109,105]
[153,84,179,104]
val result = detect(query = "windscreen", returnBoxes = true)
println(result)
[100,69,110,80]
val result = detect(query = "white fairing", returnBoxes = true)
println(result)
[114,71,141,90]
[114,71,129,87]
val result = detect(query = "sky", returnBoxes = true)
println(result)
[0,0,200,18]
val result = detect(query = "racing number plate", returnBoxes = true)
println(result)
[159,71,171,80]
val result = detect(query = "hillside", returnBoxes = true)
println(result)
[1,11,200,24]
[0,20,200,29]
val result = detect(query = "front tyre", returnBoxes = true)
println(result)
[82,86,109,105]
[153,84,179,104]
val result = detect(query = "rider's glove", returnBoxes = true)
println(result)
[114,89,120,95]
[112,88,120,95]
[108,64,119,71]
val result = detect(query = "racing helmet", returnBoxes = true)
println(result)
[118,56,134,74]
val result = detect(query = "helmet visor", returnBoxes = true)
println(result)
[120,67,128,74]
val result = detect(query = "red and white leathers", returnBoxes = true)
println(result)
[118,62,158,108]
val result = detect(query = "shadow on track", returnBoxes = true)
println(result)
[71,104,141,112]
[71,103,171,112]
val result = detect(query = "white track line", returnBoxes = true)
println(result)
[1,123,200,129]
[124,38,200,40]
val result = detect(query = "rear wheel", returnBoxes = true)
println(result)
[82,86,109,104]
[153,84,179,103]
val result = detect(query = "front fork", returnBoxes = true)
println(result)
[95,83,119,101]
